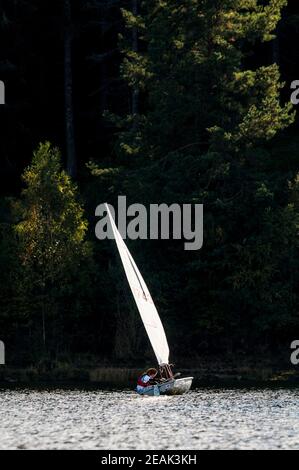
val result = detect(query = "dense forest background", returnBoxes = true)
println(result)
[0,0,298,370]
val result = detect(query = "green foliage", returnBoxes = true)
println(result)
[93,0,299,358]
[16,142,89,284]
[1,1,299,367]
[12,143,95,362]
[118,0,292,160]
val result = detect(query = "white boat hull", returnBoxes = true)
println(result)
[160,377,193,395]
[140,377,193,396]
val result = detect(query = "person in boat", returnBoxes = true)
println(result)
[158,363,181,381]
[136,368,158,394]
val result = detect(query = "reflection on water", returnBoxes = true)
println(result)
[0,387,298,449]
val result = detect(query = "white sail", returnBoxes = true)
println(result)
[105,203,169,365]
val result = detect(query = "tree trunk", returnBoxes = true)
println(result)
[64,0,76,178]
[42,305,46,349]
[132,0,139,122]
[272,22,281,66]
[41,293,46,352]
[100,4,108,115]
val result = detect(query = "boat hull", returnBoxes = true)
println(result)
[139,377,193,396]
[161,377,193,395]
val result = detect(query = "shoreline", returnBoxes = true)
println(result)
[1,364,299,387]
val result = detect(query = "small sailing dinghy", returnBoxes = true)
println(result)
[105,203,193,395]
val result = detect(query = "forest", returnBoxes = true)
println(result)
[0,0,298,372]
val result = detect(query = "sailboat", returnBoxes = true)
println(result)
[105,203,193,395]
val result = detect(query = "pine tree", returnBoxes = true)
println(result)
[119,0,293,158]
[108,0,298,356]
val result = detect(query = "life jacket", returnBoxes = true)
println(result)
[137,375,151,388]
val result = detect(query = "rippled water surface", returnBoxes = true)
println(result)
[0,387,298,449]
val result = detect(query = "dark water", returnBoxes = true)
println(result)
[0,387,298,449]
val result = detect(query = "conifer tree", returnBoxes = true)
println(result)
[110,0,298,355]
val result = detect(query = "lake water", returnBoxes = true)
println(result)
[0,387,298,450]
